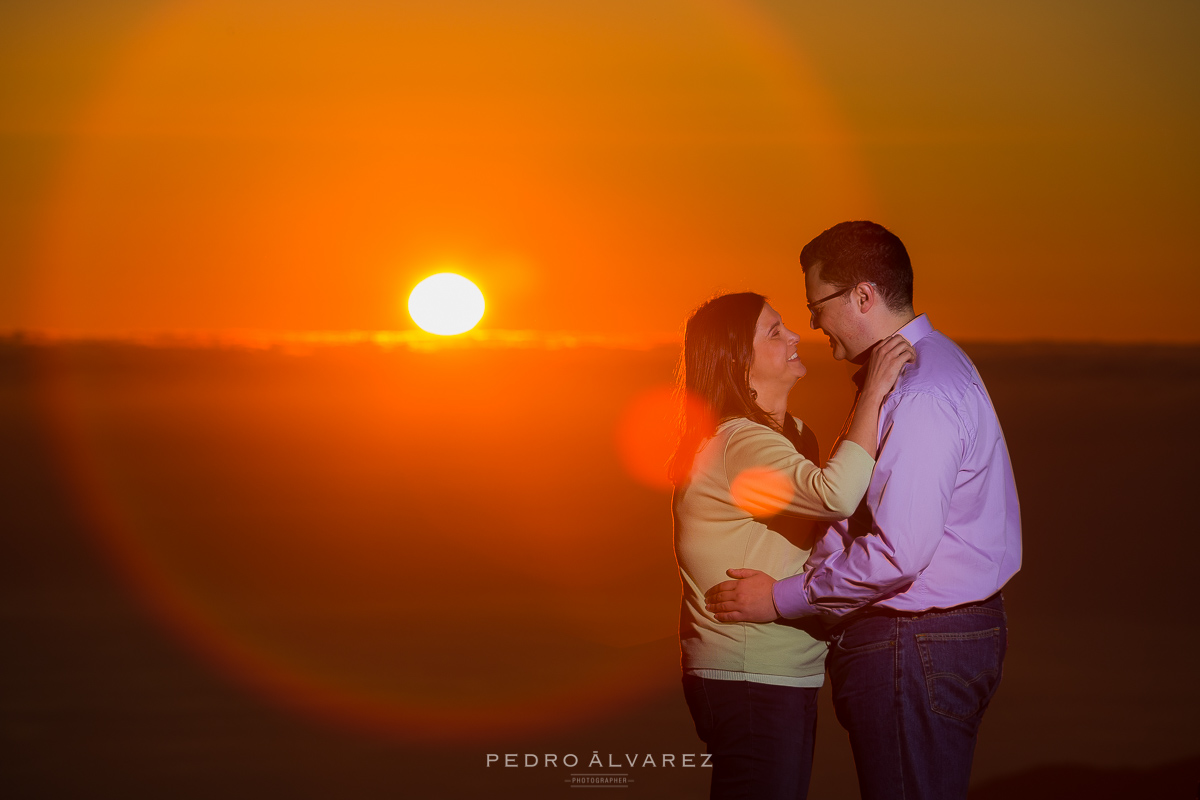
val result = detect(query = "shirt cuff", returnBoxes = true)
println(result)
[772,573,818,619]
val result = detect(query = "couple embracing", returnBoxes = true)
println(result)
[671,221,1021,800]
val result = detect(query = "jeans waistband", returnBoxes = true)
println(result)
[852,591,1004,622]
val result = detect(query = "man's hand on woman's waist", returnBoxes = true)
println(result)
[704,569,780,623]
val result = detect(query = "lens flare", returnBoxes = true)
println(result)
[729,466,794,518]
[408,273,485,336]
[616,385,715,491]
[34,349,674,743]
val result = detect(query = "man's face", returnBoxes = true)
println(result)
[804,264,865,362]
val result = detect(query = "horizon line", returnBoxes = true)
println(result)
[3,328,1199,351]
[0,328,684,352]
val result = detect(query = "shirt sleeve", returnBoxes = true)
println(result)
[772,392,966,618]
[723,423,876,521]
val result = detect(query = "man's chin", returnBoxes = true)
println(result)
[845,346,874,366]
[832,341,868,364]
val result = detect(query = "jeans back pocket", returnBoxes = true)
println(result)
[915,628,1003,721]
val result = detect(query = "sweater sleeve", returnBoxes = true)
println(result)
[723,423,875,521]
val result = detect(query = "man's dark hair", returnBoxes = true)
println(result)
[799,221,914,312]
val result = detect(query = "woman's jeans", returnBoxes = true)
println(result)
[682,674,818,800]
[827,593,1007,800]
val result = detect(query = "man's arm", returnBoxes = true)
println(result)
[707,392,965,622]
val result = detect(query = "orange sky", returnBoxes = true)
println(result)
[2,0,1197,341]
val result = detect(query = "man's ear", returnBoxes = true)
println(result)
[853,282,878,314]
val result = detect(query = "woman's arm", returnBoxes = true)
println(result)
[839,335,915,459]
[721,336,915,521]
[724,424,874,520]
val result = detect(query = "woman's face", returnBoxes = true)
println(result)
[748,303,805,397]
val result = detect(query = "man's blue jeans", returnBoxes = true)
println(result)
[683,675,818,800]
[826,593,1007,800]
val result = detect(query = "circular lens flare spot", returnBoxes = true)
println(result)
[408,273,485,335]
[729,466,794,518]
[616,386,715,491]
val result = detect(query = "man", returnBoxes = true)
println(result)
[704,221,1021,800]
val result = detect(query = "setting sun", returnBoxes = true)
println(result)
[407,273,486,335]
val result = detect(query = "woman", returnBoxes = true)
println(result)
[671,292,913,800]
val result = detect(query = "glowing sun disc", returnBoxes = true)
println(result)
[408,273,485,335]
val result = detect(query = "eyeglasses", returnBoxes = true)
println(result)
[805,282,875,315]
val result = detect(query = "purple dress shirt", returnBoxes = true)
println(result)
[773,314,1021,619]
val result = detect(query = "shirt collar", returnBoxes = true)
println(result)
[851,314,933,390]
[896,313,933,345]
